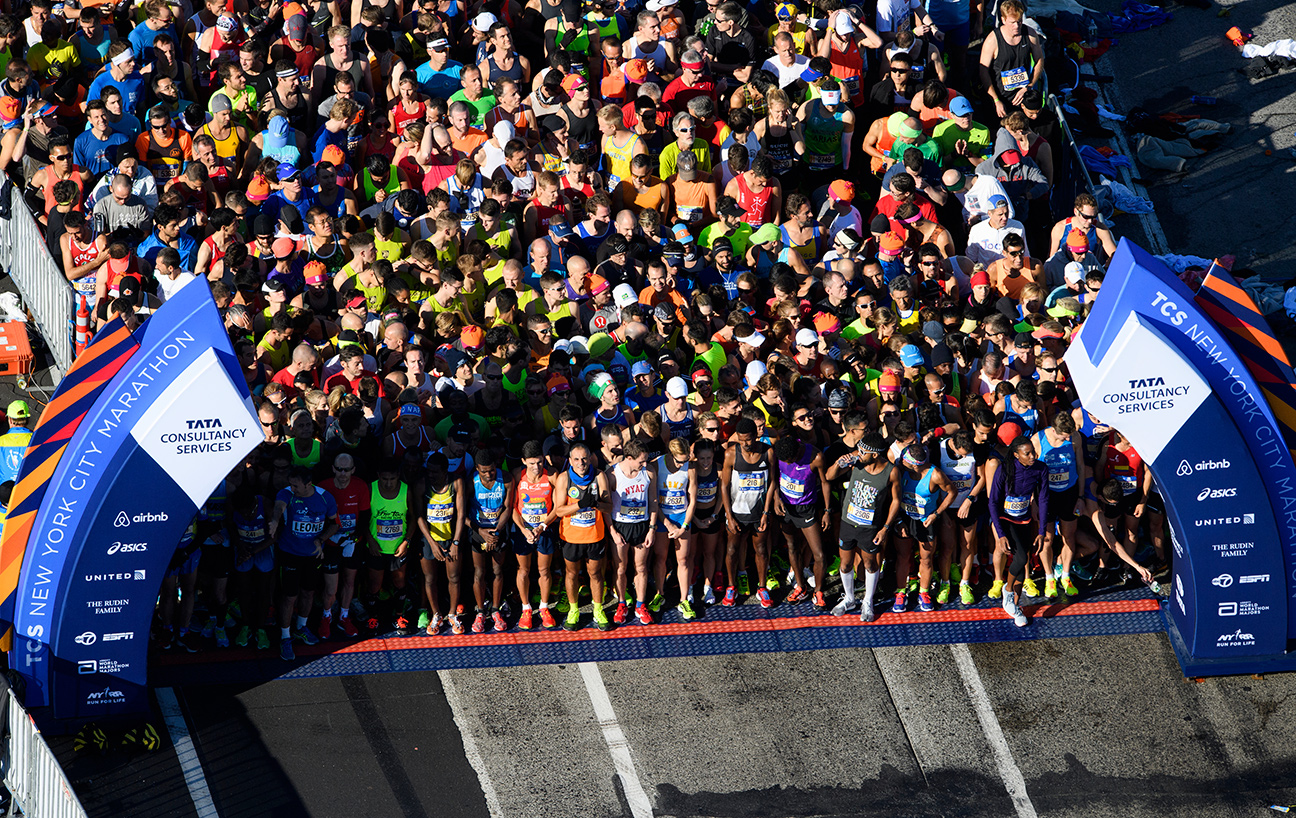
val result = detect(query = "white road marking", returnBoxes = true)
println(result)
[579,662,654,818]
[438,670,506,818]
[156,687,221,818]
[951,644,1039,818]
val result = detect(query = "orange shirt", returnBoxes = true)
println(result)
[987,258,1044,301]
[450,127,487,161]
[638,285,688,323]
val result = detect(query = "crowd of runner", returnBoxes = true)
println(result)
[0,0,1170,660]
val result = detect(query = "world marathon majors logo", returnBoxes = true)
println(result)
[77,658,129,675]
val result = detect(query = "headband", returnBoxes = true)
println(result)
[111,48,135,66]
[857,439,883,455]
[896,121,922,140]
[276,66,298,78]
[900,446,926,470]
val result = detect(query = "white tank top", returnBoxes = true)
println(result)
[611,463,652,523]
[938,440,977,506]
[656,455,690,522]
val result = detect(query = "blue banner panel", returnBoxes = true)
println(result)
[8,284,261,715]
[1076,240,1296,642]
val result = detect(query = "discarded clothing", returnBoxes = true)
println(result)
[1078,144,1133,177]
[1136,134,1203,171]
[1110,0,1172,34]
[1157,253,1213,273]
[1100,178,1154,213]
[1242,38,1296,60]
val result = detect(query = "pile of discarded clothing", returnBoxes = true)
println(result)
[1124,109,1232,171]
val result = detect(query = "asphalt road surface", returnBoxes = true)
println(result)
[50,627,1296,818]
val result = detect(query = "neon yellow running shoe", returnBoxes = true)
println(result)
[936,580,951,604]
[959,582,975,605]
[1063,577,1080,597]
[950,565,963,586]
[1044,578,1058,599]
[1022,577,1040,598]
[988,580,1005,600]
[647,592,665,613]
[678,599,698,621]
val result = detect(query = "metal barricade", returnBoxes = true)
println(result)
[3,691,89,818]
[2,183,76,386]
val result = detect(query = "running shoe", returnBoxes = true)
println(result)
[365,616,380,632]
[472,613,486,633]
[417,610,431,631]
[592,604,611,632]
[318,616,332,641]
[959,582,975,605]
[860,602,876,623]
[227,600,242,623]
[451,615,465,635]
[891,591,907,613]
[785,568,797,587]
[175,631,200,653]
[280,637,295,661]
[492,611,506,632]
[1062,577,1080,597]
[917,592,933,613]
[214,627,229,649]
[813,590,827,609]
[613,602,628,625]
[519,608,535,631]
[678,600,698,621]
[201,616,216,639]
[395,616,411,636]
[756,588,773,609]
[765,572,780,591]
[255,629,270,650]
[1044,578,1058,599]
[1003,593,1028,627]
[425,614,442,635]
[738,572,751,595]
[832,596,859,616]
[648,592,665,613]
[555,592,570,614]
[988,579,1005,600]
[636,604,652,625]
[1072,560,1095,581]
[786,585,808,604]
[339,617,359,638]
[563,606,580,631]
[702,585,717,605]
[936,580,951,604]
[722,586,737,607]
[234,625,251,648]
[500,600,513,620]
[1022,576,1040,598]
[540,607,557,629]
[1054,561,1064,580]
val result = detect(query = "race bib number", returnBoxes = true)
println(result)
[1116,473,1137,495]
[738,475,765,492]
[662,492,687,512]
[1048,470,1071,486]
[426,502,453,524]
[805,152,836,170]
[620,499,647,522]
[1003,494,1029,517]
[337,513,357,533]
[1000,66,1029,91]
[376,519,403,539]
[779,474,807,500]
[291,518,324,536]
[698,484,718,505]
[677,205,703,223]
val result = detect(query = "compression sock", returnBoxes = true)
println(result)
[863,570,880,610]
[840,569,856,603]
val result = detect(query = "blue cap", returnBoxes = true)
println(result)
[631,361,654,377]
[398,403,422,418]
[900,345,924,368]
[550,222,575,239]
[800,66,824,82]
[987,194,1008,210]
[277,161,303,182]
[950,96,974,117]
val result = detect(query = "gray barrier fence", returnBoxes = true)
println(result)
[0,182,76,386]
[3,689,89,818]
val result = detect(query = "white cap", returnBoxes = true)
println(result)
[553,339,572,354]
[744,360,767,384]
[613,282,638,309]
[492,119,515,143]
[645,0,677,9]
[820,88,841,106]
[1064,261,1085,285]
[568,335,590,355]
[736,330,766,347]
[472,11,498,31]
[665,376,689,399]
[834,12,855,35]
[795,328,819,347]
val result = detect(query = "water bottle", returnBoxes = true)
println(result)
[1190,95,1217,105]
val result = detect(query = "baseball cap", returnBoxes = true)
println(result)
[834,12,855,34]
[988,194,1009,210]
[879,232,906,254]
[399,403,422,418]
[736,329,765,347]
[795,328,818,348]
[950,96,974,117]
[717,197,745,219]
[561,73,588,96]
[665,376,689,399]
[899,344,924,368]
[829,179,854,203]
[775,2,796,19]
[304,260,327,285]
[472,11,497,31]
[550,221,575,239]
[676,150,699,181]
[7,400,30,419]
[287,13,308,39]
[277,162,303,182]
[345,293,367,309]
[671,222,695,244]
[321,144,346,166]
[922,321,945,342]
[461,325,484,350]
[750,223,781,246]
[272,237,297,259]
[632,361,654,378]
[1064,261,1086,285]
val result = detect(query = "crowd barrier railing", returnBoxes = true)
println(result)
[1,182,76,388]
[3,688,89,818]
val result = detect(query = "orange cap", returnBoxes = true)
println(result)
[461,325,484,349]
[813,311,841,335]
[0,97,19,122]
[321,145,346,166]
[879,231,906,254]
[623,59,649,83]
[247,174,270,202]
[829,179,855,202]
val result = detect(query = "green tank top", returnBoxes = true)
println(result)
[804,101,845,167]
[502,366,528,398]
[290,438,321,468]
[618,343,647,366]
[370,482,409,554]
[356,279,387,313]
[545,299,573,327]
[362,168,400,205]
[692,342,726,384]
[423,483,455,542]
[555,19,592,58]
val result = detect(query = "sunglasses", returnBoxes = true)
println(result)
[703,426,720,433]
[1040,365,1059,373]
[1005,250,1024,257]
[537,327,553,335]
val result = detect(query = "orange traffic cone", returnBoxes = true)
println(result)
[74,295,90,357]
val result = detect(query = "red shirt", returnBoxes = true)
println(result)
[870,193,939,235]
[324,369,384,398]
[661,76,717,116]
[271,365,320,398]
[321,477,370,542]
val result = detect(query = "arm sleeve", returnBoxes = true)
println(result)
[987,459,1006,539]
[1035,466,1049,537]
